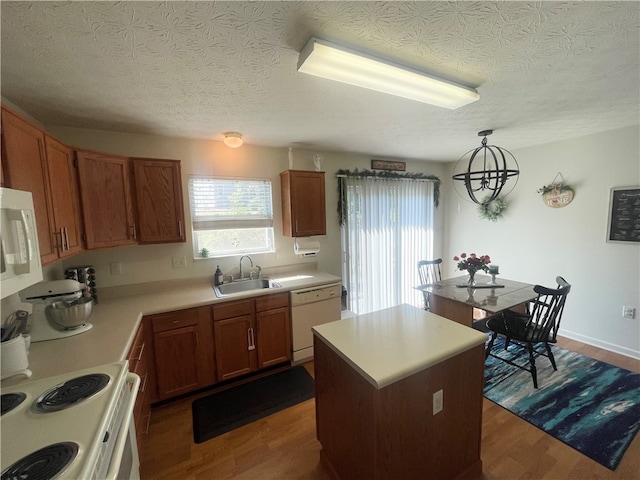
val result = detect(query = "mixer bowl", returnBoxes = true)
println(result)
[46,297,94,330]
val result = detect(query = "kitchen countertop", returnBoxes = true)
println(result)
[2,270,340,386]
[312,303,488,389]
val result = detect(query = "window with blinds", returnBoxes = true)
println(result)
[188,176,274,257]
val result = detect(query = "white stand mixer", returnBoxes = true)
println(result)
[19,280,93,342]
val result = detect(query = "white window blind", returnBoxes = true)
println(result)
[188,176,274,257]
[189,176,273,230]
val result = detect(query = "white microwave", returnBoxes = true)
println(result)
[1,187,43,299]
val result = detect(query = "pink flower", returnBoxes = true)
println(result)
[460,253,467,258]
[470,253,477,258]
[453,256,459,261]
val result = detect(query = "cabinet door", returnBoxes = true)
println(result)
[44,136,83,257]
[76,150,136,249]
[130,158,185,244]
[214,315,257,381]
[1,107,57,264]
[281,170,326,237]
[153,325,202,399]
[256,306,292,369]
[127,322,151,459]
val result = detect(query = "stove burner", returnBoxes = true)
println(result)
[0,441,78,480]
[1,393,27,416]
[35,373,110,413]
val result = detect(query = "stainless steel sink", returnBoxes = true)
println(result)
[213,278,282,298]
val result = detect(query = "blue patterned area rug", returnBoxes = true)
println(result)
[484,338,640,470]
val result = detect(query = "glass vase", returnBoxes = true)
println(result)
[467,270,477,286]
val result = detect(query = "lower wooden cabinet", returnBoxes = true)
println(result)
[145,293,291,402]
[213,292,291,382]
[127,321,153,460]
[149,306,216,400]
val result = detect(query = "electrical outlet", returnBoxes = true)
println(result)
[172,256,186,269]
[622,306,636,319]
[433,389,443,415]
[110,262,122,275]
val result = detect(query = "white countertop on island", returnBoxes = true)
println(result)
[312,303,488,389]
[2,269,340,386]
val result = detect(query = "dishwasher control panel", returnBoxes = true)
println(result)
[290,283,341,306]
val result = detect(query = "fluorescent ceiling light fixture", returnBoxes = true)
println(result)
[298,38,479,110]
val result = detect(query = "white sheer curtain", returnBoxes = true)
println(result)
[342,176,435,315]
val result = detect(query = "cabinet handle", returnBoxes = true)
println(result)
[248,327,256,351]
[171,320,179,324]
[136,342,145,362]
[144,413,151,435]
[178,220,183,236]
[53,230,63,252]
[140,372,148,393]
[130,223,137,239]
[63,227,69,251]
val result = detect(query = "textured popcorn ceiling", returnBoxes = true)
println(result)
[1,1,638,161]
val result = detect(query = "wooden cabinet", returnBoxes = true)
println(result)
[76,150,137,249]
[280,170,326,237]
[255,293,291,369]
[213,293,291,382]
[1,106,84,264]
[127,321,153,459]
[213,299,256,381]
[44,136,84,258]
[130,158,185,244]
[1,107,57,264]
[149,306,215,400]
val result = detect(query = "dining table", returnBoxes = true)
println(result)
[415,275,537,328]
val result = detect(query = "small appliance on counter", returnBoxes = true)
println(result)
[19,280,94,343]
[1,310,32,380]
[65,265,98,303]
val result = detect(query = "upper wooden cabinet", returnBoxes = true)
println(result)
[76,150,137,249]
[1,107,83,264]
[280,170,326,237]
[44,136,84,258]
[130,158,185,244]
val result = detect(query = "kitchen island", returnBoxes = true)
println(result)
[312,304,487,480]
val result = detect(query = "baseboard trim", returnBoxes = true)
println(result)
[559,328,640,360]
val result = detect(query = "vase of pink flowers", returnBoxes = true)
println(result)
[453,253,491,286]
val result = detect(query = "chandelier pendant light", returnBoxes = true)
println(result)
[452,130,520,204]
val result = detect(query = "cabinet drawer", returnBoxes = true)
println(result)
[150,309,199,333]
[256,292,289,312]
[213,299,254,321]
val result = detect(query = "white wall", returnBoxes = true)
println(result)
[443,126,640,358]
[46,126,446,290]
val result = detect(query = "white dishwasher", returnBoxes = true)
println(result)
[290,282,342,364]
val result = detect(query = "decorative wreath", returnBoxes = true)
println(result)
[478,196,507,222]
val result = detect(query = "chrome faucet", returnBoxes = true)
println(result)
[239,255,253,280]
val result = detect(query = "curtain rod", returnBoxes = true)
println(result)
[336,174,437,182]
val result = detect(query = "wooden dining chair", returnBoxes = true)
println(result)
[485,276,571,388]
[417,259,442,311]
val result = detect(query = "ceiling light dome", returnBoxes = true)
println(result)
[223,132,243,148]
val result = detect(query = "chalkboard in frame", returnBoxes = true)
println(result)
[607,187,640,243]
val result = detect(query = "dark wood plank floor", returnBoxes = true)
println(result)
[140,336,640,479]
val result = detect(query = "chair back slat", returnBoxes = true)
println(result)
[528,277,571,342]
[417,259,442,310]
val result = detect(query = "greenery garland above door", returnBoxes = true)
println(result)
[336,169,441,226]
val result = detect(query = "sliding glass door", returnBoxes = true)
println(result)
[341,176,435,315]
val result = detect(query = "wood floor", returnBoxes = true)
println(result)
[140,337,640,480]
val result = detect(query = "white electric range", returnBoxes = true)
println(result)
[1,361,140,480]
